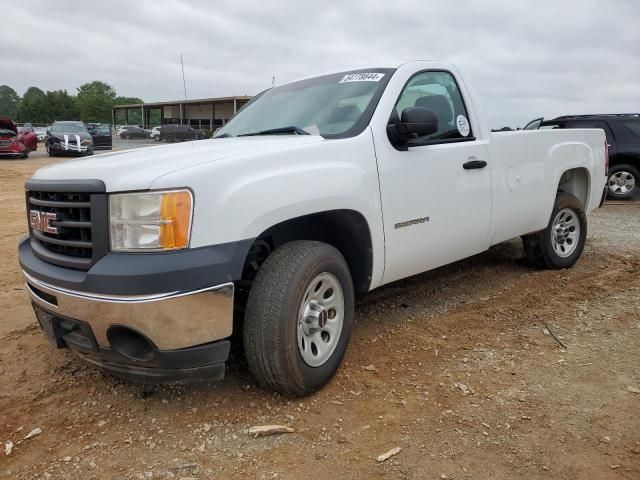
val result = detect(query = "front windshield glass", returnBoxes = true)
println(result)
[215,69,394,139]
[52,123,87,134]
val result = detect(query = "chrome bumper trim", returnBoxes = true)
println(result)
[24,271,234,350]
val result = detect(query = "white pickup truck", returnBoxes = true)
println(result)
[19,61,608,396]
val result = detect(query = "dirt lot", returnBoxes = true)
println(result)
[1,152,640,479]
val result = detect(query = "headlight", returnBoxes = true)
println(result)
[81,139,92,145]
[109,190,193,251]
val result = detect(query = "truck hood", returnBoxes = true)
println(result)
[31,136,325,191]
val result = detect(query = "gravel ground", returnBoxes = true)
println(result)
[1,153,639,480]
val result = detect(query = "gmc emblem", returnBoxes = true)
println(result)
[29,210,59,234]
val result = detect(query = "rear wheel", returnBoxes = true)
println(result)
[522,192,587,269]
[243,241,354,396]
[607,164,638,200]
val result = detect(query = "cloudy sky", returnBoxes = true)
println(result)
[1,0,638,128]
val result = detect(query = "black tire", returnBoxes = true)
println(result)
[243,241,354,396]
[607,164,639,200]
[522,192,587,269]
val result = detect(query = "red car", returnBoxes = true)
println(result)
[0,117,37,158]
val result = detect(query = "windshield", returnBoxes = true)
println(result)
[215,69,394,139]
[52,123,87,134]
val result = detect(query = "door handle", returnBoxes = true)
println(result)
[463,159,487,170]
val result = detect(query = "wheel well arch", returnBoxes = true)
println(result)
[557,167,590,207]
[240,209,374,295]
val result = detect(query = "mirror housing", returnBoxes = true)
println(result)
[387,107,438,149]
[397,107,438,136]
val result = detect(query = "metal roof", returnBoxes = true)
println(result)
[113,96,252,109]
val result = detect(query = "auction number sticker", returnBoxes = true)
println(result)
[456,115,471,137]
[339,73,385,83]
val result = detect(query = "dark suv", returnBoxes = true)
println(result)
[158,124,205,143]
[525,114,640,200]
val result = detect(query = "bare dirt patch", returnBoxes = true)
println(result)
[1,155,639,479]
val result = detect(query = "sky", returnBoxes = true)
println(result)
[1,0,639,128]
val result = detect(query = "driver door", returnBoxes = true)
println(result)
[374,70,492,284]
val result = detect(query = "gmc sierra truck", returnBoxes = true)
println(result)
[19,61,608,396]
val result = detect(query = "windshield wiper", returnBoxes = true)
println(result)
[213,133,233,138]
[238,126,310,137]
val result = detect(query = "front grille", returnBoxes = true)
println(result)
[26,180,108,270]
[29,191,93,258]
[0,139,12,147]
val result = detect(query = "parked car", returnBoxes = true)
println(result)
[524,114,640,199]
[119,126,151,139]
[34,126,48,142]
[151,126,161,141]
[19,123,34,134]
[87,123,113,150]
[116,125,140,136]
[45,121,94,156]
[19,61,607,396]
[0,117,37,158]
[159,124,204,142]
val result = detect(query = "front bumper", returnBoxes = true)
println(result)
[19,236,254,382]
[49,142,91,154]
[25,271,234,350]
[0,145,25,156]
[24,272,234,383]
[31,303,231,382]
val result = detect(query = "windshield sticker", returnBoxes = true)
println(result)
[456,115,471,137]
[339,73,385,83]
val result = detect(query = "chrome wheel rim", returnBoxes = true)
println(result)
[297,272,344,367]
[608,171,635,194]
[551,208,580,258]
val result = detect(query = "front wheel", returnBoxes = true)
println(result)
[522,192,587,269]
[243,241,354,397]
[607,164,638,200]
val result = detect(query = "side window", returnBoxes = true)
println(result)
[612,120,640,144]
[392,71,472,143]
[568,121,613,143]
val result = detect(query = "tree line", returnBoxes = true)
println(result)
[0,81,142,124]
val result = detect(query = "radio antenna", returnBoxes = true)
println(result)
[180,54,188,124]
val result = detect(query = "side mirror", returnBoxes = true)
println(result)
[387,107,438,149]
[398,107,438,137]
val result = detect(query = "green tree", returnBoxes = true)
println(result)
[0,85,20,118]
[114,96,143,105]
[44,90,80,122]
[77,81,116,123]
[114,97,144,125]
[16,86,46,122]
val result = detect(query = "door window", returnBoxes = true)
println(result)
[567,120,613,143]
[95,124,111,134]
[612,119,640,144]
[392,71,472,144]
